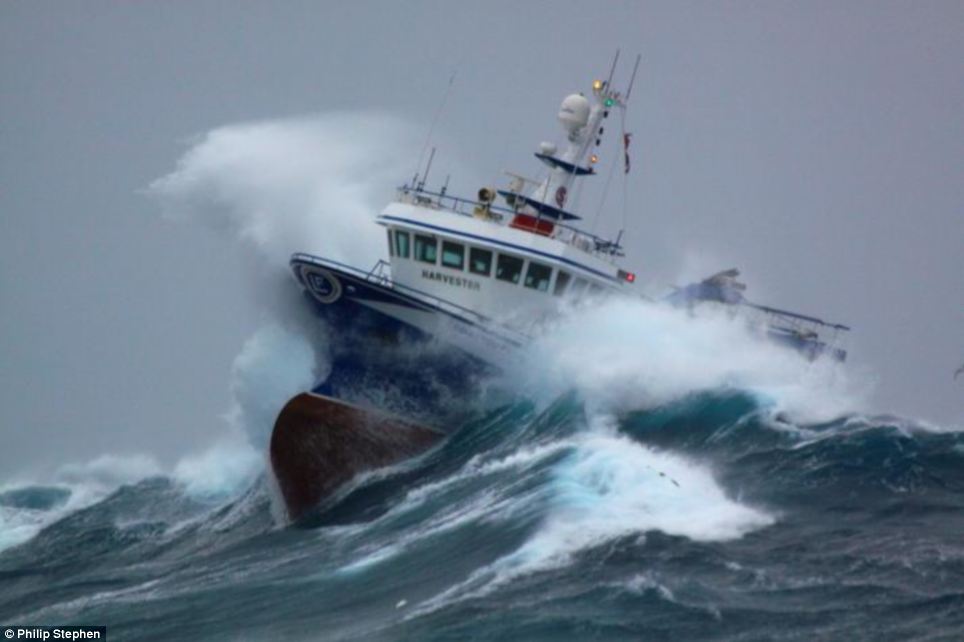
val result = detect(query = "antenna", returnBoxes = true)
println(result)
[417,147,436,191]
[605,49,620,89]
[624,54,642,103]
[414,70,457,181]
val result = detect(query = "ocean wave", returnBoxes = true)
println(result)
[521,296,869,424]
[3,389,962,640]
[409,424,774,618]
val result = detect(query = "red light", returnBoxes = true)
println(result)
[626,272,635,282]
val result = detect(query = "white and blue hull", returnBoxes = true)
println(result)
[291,253,523,428]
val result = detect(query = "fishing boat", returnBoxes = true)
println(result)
[270,59,850,519]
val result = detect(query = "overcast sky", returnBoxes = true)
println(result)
[2,1,961,479]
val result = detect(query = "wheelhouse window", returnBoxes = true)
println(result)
[469,247,492,276]
[553,271,572,296]
[394,230,410,259]
[495,253,524,284]
[441,241,465,270]
[524,261,552,292]
[414,234,437,264]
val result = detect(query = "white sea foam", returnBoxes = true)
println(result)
[0,453,164,553]
[396,440,571,510]
[148,111,427,430]
[621,572,677,602]
[53,453,164,488]
[0,437,274,553]
[172,438,262,503]
[148,113,433,452]
[224,323,320,450]
[333,441,568,576]
[148,112,419,270]
[142,113,429,506]
[412,424,773,616]
[522,296,868,423]
[0,511,45,554]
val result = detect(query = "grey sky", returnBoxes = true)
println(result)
[2,1,961,479]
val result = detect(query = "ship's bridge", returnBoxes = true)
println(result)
[373,75,641,327]
[376,184,636,326]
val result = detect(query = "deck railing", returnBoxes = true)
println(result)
[395,185,624,260]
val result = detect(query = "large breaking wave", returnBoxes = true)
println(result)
[3,390,961,640]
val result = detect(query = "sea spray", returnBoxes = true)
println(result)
[1,113,443,554]
[522,296,868,423]
[148,113,420,270]
[147,113,438,453]
[224,323,321,450]
[171,438,262,504]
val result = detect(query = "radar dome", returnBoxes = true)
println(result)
[558,94,590,134]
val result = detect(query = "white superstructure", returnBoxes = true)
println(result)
[375,75,638,330]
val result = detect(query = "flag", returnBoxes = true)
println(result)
[623,132,632,174]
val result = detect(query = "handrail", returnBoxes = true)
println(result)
[743,302,851,332]
[397,184,513,218]
[395,184,624,259]
[366,259,392,285]
[291,253,530,344]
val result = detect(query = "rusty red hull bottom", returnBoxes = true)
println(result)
[268,393,444,521]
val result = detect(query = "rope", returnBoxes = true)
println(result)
[620,106,630,236]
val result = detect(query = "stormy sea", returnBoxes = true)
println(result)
[3,117,962,641]
[2,384,963,641]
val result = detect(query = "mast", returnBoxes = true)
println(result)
[523,57,635,222]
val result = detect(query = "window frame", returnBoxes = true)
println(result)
[394,230,410,259]
[469,247,493,276]
[553,270,572,296]
[524,261,553,292]
[495,253,524,285]
[414,234,438,264]
[440,240,465,270]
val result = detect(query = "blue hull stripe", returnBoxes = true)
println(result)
[378,215,621,283]
[290,256,525,348]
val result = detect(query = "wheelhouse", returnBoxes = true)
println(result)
[376,74,640,328]
[378,193,632,325]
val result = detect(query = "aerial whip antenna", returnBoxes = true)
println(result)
[605,49,620,89]
[414,69,458,186]
[624,54,642,103]
[417,147,436,191]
